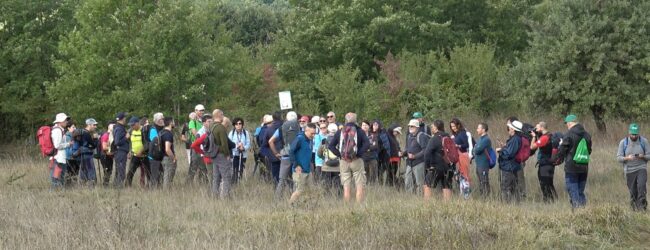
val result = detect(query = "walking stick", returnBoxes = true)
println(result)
[238,149,243,182]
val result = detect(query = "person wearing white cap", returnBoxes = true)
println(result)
[187,105,208,186]
[496,120,524,203]
[50,113,71,188]
[77,118,99,186]
[404,119,430,195]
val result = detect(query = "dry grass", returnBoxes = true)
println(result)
[1,118,649,249]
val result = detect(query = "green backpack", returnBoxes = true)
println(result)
[573,138,590,164]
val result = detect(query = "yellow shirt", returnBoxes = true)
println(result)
[131,129,144,155]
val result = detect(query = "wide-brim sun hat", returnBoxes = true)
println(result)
[508,120,523,132]
[53,113,68,123]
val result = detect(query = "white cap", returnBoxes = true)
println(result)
[286,111,297,121]
[327,123,339,134]
[393,127,403,134]
[408,119,419,127]
[263,114,273,124]
[508,120,523,132]
[311,116,321,123]
[53,113,68,123]
[195,104,205,111]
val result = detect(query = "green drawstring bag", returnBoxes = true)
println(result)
[573,138,590,164]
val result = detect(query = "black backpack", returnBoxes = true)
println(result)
[280,120,299,154]
[148,129,167,161]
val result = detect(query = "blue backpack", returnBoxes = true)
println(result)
[486,148,497,169]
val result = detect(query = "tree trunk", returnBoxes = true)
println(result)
[590,105,607,133]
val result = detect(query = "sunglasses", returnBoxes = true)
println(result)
[320,120,326,122]
[235,122,243,125]
[327,116,334,118]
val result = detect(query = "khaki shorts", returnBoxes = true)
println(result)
[292,172,311,193]
[340,158,366,187]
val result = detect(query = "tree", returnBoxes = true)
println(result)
[518,0,650,132]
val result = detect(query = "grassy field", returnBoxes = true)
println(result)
[1,118,649,249]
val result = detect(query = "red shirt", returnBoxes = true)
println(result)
[534,134,550,148]
[191,133,213,164]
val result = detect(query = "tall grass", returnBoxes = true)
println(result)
[1,118,648,249]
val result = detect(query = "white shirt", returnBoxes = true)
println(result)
[51,125,69,164]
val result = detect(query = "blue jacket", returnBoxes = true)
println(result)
[498,134,521,172]
[261,121,282,162]
[112,123,130,153]
[313,133,327,166]
[454,129,470,153]
[290,134,313,173]
[79,129,97,156]
[473,134,492,169]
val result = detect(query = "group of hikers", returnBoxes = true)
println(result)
[37,106,649,210]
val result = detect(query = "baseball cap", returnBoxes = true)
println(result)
[115,112,127,121]
[85,118,98,125]
[195,104,205,111]
[128,116,140,126]
[564,114,577,124]
[412,112,423,119]
[327,123,339,133]
[629,123,639,135]
[53,113,68,123]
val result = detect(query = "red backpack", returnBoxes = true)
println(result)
[515,136,531,163]
[37,126,57,157]
[441,135,459,165]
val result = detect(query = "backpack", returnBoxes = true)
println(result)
[203,129,219,159]
[37,126,58,157]
[280,120,299,155]
[520,122,535,141]
[441,135,459,165]
[416,132,431,148]
[515,135,531,163]
[141,125,151,155]
[623,136,647,155]
[486,148,497,169]
[340,125,358,161]
[550,132,563,165]
[148,130,167,161]
[573,138,590,164]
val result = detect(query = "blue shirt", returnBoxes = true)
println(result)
[290,134,313,173]
[228,130,251,158]
[313,133,327,166]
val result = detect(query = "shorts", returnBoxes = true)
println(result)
[292,172,311,193]
[340,158,366,187]
[426,169,452,189]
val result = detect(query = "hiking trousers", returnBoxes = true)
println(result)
[113,150,128,188]
[212,154,232,199]
[516,162,526,197]
[565,172,588,208]
[275,158,293,199]
[187,151,208,185]
[100,155,114,186]
[500,169,520,203]
[79,155,96,183]
[476,166,490,197]
[404,162,425,194]
[538,164,557,203]
[626,169,647,211]
[162,156,177,189]
[149,159,162,188]
[126,156,150,187]
[364,159,378,184]
[232,155,247,185]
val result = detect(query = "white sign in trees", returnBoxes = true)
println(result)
[278,91,293,110]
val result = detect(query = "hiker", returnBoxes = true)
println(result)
[405,119,429,195]
[326,111,341,128]
[553,114,592,208]
[187,104,208,185]
[256,114,273,181]
[530,122,559,202]
[100,121,115,186]
[126,117,150,188]
[507,116,529,198]
[78,118,98,186]
[386,125,402,187]
[210,109,233,199]
[161,117,176,189]
[450,118,473,198]
[270,111,300,199]
[190,115,214,173]
[313,120,328,182]
[262,112,283,185]
[289,123,317,203]
[617,123,650,211]
[65,123,80,186]
[361,121,379,184]
[50,113,72,188]
[372,120,391,185]
[229,117,251,184]
[496,120,523,203]
[472,123,493,197]
[319,123,342,197]
[148,113,165,188]
[299,115,310,131]
[180,112,194,166]
[328,112,370,203]
[424,120,453,201]
[112,112,130,188]
[412,112,431,135]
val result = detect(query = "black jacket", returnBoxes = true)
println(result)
[555,124,592,173]
[424,131,450,172]
[328,123,370,160]
[406,132,429,166]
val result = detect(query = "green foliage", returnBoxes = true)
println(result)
[0,0,78,140]
[518,0,650,131]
